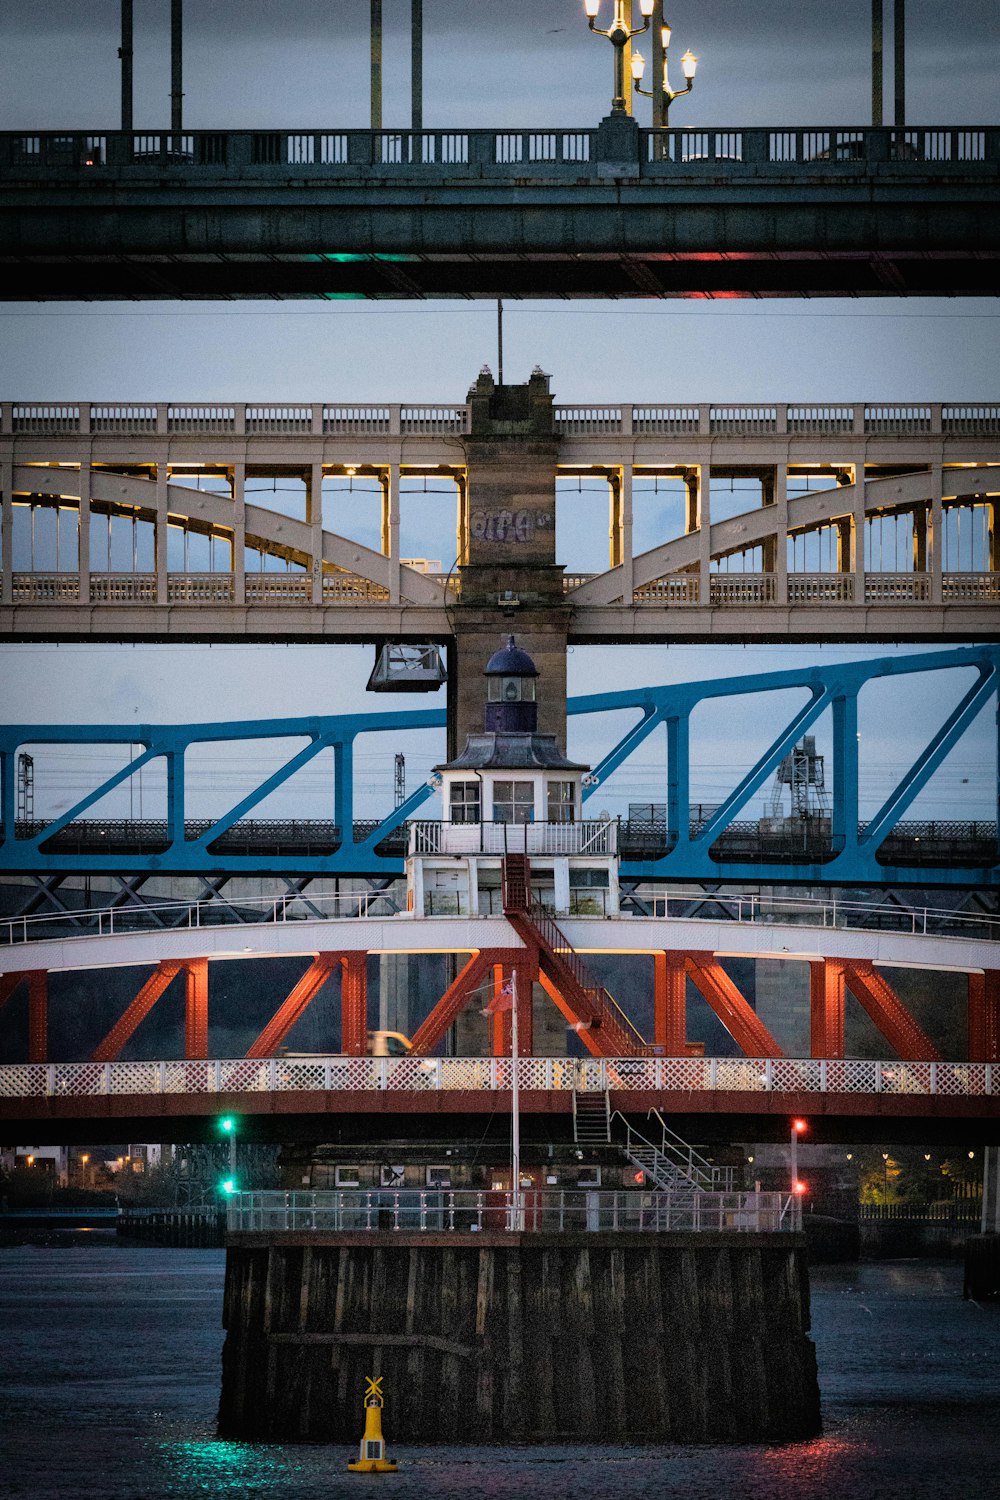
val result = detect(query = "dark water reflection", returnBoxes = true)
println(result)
[0,1246,997,1499]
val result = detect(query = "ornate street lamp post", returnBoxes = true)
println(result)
[583,0,656,115]
[631,19,698,126]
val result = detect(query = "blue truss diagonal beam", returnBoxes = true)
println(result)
[349,781,437,851]
[693,686,831,847]
[187,735,331,849]
[14,746,160,850]
[581,704,662,796]
[860,663,998,848]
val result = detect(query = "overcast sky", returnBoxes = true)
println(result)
[2,0,996,128]
[1,2,997,830]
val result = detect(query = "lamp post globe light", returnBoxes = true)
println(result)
[584,0,656,115]
[631,19,698,126]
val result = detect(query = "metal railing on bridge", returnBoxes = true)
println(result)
[226,1186,800,1234]
[1,887,995,948]
[2,125,996,177]
[0,1056,992,1101]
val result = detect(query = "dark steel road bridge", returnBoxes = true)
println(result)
[2,123,997,300]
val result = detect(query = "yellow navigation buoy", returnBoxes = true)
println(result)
[347,1376,398,1474]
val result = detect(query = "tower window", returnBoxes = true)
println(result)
[493,781,535,824]
[487,677,535,702]
[449,781,481,824]
[547,780,576,822]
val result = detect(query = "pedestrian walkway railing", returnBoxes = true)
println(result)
[226,1187,800,1235]
[6,398,999,440]
[3,126,996,179]
[0,1055,992,1100]
[0,885,993,948]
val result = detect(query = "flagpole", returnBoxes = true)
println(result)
[511,969,520,1230]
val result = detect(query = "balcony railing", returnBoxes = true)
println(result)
[409,819,617,857]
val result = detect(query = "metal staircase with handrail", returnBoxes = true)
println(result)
[501,853,649,1057]
[611,1109,734,1193]
[572,1088,612,1146]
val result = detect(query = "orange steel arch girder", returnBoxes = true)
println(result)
[0,971,48,1063]
[245,953,368,1058]
[13,946,992,1066]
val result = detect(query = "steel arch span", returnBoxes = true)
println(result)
[0,645,997,886]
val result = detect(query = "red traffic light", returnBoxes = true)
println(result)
[793,1180,807,1196]
[791,1118,808,1135]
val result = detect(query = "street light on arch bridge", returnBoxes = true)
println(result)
[630,21,698,126]
[583,0,656,115]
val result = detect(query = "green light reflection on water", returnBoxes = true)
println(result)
[158,1440,305,1493]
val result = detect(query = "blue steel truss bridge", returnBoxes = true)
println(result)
[1,648,997,891]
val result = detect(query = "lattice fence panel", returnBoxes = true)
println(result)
[715,1060,770,1091]
[161,1061,214,1093]
[108,1062,161,1094]
[218,1060,273,1093]
[442,1059,499,1090]
[829,1061,879,1093]
[53,1063,108,1095]
[0,1064,45,1096]
[935,1063,987,1096]
[880,1064,932,1094]
[772,1059,823,1092]
[658,1058,711,1090]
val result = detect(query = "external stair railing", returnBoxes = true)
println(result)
[572,1088,612,1146]
[501,854,649,1056]
[611,1109,733,1193]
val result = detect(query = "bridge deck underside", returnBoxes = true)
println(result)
[3,179,999,300]
[2,122,998,300]
[3,250,997,303]
[1,1088,995,1144]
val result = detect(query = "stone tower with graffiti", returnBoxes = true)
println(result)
[451,367,568,756]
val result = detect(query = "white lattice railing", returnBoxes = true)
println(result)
[0,1056,991,1100]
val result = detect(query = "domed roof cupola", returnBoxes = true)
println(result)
[484,635,538,733]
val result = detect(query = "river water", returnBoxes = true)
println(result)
[0,1245,997,1500]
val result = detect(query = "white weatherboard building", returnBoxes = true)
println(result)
[406,637,620,919]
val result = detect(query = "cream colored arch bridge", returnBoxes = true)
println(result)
[2,399,997,641]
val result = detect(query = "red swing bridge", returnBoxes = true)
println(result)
[1,853,996,1142]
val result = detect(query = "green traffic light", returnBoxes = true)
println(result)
[219,1116,235,1133]
[220,1177,238,1195]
